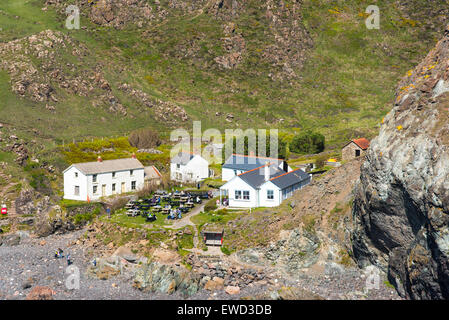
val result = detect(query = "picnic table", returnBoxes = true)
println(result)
[180,196,189,203]
[152,205,162,212]
[161,207,171,214]
[126,209,140,217]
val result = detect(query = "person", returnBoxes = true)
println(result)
[67,253,72,266]
[55,248,64,259]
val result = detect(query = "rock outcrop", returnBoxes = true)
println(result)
[352,27,449,299]
[133,262,201,297]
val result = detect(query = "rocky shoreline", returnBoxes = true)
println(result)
[0,227,402,300]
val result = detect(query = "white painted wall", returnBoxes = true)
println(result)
[171,155,209,183]
[64,166,145,201]
[63,167,88,201]
[220,177,258,208]
[259,181,282,207]
[222,168,245,181]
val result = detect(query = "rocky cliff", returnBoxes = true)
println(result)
[352,27,449,299]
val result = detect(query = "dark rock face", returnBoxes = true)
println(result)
[352,27,449,299]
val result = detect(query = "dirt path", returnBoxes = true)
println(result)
[0,171,17,217]
[170,203,206,249]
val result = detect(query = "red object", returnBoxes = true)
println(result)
[221,237,223,245]
[352,138,370,150]
[1,207,7,215]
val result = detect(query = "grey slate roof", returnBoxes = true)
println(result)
[171,152,195,165]
[144,166,162,180]
[238,164,286,189]
[69,158,144,175]
[233,164,310,190]
[269,168,310,189]
[222,154,284,171]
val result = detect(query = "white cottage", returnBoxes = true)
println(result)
[170,152,209,183]
[220,163,311,208]
[221,154,292,181]
[63,156,145,201]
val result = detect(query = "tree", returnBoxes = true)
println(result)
[290,131,325,154]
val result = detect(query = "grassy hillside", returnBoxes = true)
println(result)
[0,0,447,176]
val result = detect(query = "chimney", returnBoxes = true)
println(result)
[131,153,136,159]
[97,156,102,162]
[264,164,270,181]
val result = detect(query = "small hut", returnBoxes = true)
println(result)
[342,138,370,161]
[201,226,224,247]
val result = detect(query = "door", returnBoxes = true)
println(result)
[102,185,106,197]
[121,182,126,193]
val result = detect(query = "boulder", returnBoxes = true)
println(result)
[204,277,225,291]
[112,246,137,263]
[133,262,201,297]
[225,285,240,295]
[25,286,55,300]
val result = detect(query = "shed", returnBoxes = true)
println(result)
[342,138,370,161]
[201,227,224,246]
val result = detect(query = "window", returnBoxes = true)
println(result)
[130,170,134,176]
[176,164,181,169]
[234,170,237,175]
[131,181,136,190]
[93,174,97,183]
[112,172,116,178]
[112,183,116,192]
[74,186,79,196]
[355,149,361,157]
[243,191,250,200]
[74,172,78,178]
[235,190,242,200]
[267,190,274,200]
[93,186,98,194]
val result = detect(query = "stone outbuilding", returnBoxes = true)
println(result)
[342,138,370,161]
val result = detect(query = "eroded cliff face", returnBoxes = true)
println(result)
[352,27,449,299]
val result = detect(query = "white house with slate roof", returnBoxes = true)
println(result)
[63,156,145,201]
[219,163,311,208]
[170,152,209,183]
[222,154,292,181]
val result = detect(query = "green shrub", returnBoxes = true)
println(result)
[290,131,325,155]
[221,246,231,255]
[204,197,219,212]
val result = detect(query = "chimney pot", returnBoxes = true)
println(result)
[264,164,270,181]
